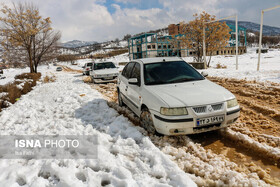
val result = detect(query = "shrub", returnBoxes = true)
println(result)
[0,72,41,111]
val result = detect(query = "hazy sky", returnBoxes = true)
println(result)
[1,0,280,42]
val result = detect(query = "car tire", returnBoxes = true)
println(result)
[118,90,126,107]
[140,108,157,135]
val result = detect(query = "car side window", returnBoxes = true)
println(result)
[122,62,135,79]
[130,63,141,85]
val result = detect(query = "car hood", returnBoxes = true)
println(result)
[93,68,118,75]
[146,79,235,107]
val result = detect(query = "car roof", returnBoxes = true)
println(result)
[133,57,183,64]
[95,61,113,64]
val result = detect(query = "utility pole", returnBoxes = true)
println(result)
[257,5,280,71]
[235,14,238,70]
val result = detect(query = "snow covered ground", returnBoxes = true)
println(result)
[183,47,280,84]
[0,71,195,186]
[0,66,53,86]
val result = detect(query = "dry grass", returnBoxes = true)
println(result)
[83,76,92,83]
[43,75,56,83]
[0,73,41,111]
[216,63,227,69]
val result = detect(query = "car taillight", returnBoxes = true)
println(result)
[86,68,90,70]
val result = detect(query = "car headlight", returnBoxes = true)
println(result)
[227,98,238,108]
[94,74,101,78]
[160,107,188,116]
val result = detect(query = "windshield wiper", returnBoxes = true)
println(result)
[169,78,198,83]
[146,80,167,85]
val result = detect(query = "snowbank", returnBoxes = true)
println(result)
[0,71,196,186]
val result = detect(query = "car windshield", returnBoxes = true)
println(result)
[86,63,93,67]
[94,62,116,70]
[144,61,204,85]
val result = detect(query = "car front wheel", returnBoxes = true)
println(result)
[118,90,126,107]
[140,108,157,134]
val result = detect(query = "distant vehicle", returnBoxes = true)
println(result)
[90,61,119,83]
[71,61,77,65]
[83,62,93,75]
[117,57,240,135]
[53,63,57,66]
[56,67,63,71]
[0,69,3,74]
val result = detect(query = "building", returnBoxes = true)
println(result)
[128,23,247,60]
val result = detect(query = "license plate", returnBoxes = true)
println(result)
[104,77,113,80]
[197,115,224,126]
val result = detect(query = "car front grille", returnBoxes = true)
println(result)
[193,106,206,113]
[193,103,223,113]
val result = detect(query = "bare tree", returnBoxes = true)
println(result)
[0,3,61,73]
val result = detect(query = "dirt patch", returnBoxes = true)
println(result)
[61,66,83,73]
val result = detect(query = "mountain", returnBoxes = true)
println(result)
[61,40,98,48]
[223,20,280,36]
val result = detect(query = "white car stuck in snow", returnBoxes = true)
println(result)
[117,57,240,135]
[90,61,119,83]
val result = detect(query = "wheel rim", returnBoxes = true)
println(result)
[140,110,156,134]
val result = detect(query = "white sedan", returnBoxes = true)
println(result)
[90,62,119,83]
[117,57,240,135]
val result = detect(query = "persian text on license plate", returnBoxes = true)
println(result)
[197,115,224,126]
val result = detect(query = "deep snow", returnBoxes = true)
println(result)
[0,70,196,186]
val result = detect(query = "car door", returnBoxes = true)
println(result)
[127,62,142,116]
[119,62,135,107]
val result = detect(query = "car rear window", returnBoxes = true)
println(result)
[94,62,116,70]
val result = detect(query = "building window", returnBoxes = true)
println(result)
[158,45,162,49]
[168,45,171,49]
[152,45,155,49]
[163,45,167,49]
[147,45,151,49]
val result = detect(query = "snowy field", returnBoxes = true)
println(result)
[184,47,280,84]
[0,71,195,186]
[0,65,54,86]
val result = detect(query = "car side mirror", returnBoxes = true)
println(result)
[201,71,208,77]
[128,78,139,86]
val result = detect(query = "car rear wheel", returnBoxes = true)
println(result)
[140,108,157,134]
